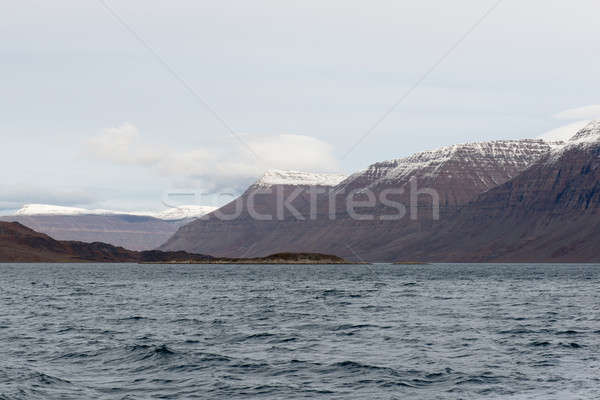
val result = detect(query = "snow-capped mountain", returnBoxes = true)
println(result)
[384,120,600,262]
[565,120,600,144]
[161,136,568,258]
[336,139,563,196]
[537,120,599,142]
[160,169,350,255]
[253,169,347,188]
[544,120,600,164]
[14,204,217,221]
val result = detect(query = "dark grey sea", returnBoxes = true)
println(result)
[1,263,599,399]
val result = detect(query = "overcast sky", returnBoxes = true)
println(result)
[2,0,600,212]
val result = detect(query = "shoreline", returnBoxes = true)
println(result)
[138,260,370,265]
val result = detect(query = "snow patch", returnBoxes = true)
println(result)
[255,169,347,187]
[134,206,218,220]
[569,120,600,143]
[544,120,600,164]
[538,120,592,142]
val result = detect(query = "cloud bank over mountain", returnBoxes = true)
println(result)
[538,105,600,142]
[554,105,600,120]
[87,123,341,193]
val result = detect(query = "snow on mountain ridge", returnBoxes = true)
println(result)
[384,140,560,188]
[136,206,218,220]
[544,120,600,164]
[255,169,347,187]
[14,204,217,220]
[336,139,562,193]
[569,120,600,143]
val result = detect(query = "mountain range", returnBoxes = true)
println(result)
[389,122,600,262]
[160,122,600,262]
[4,122,599,262]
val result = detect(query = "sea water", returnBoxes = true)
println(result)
[1,263,599,399]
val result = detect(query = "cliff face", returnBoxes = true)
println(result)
[161,139,559,260]
[0,221,212,263]
[382,139,600,262]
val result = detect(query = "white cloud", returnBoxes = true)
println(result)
[88,123,162,166]
[554,105,600,120]
[86,124,342,193]
[538,120,590,142]
[252,134,339,172]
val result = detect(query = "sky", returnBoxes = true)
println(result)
[2,0,600,212]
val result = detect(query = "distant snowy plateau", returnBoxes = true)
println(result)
[13,204,217,221]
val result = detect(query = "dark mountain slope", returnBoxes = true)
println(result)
[0,221,212,263]
[0,214,192,251]
[379,135,600,262]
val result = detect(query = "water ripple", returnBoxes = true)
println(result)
[1,263,599,399]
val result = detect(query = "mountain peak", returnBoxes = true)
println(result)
[570,120,600,143]
[543,120,600,165]
[255,169,347,187]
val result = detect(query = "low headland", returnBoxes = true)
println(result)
[141,252,365,265]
